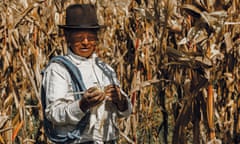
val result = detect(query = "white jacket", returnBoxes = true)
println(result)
[42,50,132,143]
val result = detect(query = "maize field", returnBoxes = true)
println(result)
[0,0,239,143]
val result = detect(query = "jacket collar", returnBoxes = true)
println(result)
[67,48,97,65]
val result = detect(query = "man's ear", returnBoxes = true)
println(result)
[64,29,69,41]
[63,29,72,48]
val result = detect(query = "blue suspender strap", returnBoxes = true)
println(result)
[49,56,87,99]
[41,56,89,143]
[95,57,119,86]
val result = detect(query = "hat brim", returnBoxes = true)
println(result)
[58,25,105,29]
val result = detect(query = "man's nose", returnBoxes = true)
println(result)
[82,37,89,44]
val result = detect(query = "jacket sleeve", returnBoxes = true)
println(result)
[42,63,86,125]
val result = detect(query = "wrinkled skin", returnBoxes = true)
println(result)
[65,29,98,58]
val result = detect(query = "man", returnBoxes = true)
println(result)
[41,4,132,144]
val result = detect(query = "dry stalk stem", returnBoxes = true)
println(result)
[0,0,239,143]
[18,53,40,103]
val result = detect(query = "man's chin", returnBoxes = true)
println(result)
[78,53,93,58]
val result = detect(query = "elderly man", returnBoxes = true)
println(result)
[41,4,132,144]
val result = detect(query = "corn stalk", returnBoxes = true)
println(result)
[0,0,239,144]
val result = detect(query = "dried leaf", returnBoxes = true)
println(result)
[0,135,5,144]
[224,32,233,53]
[12,121,24,141]
[0,115,9,128]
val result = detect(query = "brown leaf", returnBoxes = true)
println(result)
[0,115,9,129]
[224,32,233,53]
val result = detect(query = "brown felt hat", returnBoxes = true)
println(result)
[59,4,103,29]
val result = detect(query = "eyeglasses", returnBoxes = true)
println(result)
[69,34,98,43]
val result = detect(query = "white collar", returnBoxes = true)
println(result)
[66,48,97,65]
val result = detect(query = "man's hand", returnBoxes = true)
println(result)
[104,85,128,111]
[79,86,105,112]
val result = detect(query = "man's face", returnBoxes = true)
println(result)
[67,29,98,58]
